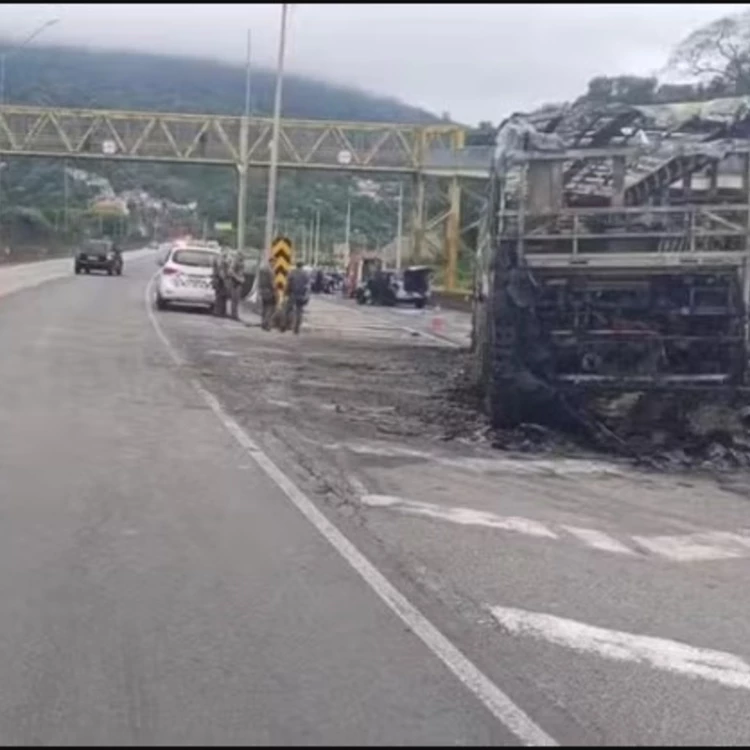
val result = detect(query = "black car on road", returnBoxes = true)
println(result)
[75,239,123,276]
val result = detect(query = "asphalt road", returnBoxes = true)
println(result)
[4,253,750,745]
[0,253,532,745]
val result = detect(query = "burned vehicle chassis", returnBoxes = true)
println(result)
[473,99,750,429]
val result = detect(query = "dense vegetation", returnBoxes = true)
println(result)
[0,43,443,254]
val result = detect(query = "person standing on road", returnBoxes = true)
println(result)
[285,261,310,335]
[227,249,246,321]
[211,252,228,317]
[256,262,277,331]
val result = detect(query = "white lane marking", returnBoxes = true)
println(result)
[359,494,750,564]
[561,526,637,556]
[144,276,557,748]
[361,495,558,539]
[632,531,750,562]
[491,606,750,692]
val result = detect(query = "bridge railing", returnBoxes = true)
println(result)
[0,104,484,174]
[422,146,493,174]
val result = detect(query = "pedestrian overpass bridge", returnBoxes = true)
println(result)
[0,104,491,290]
[0,103,491,178]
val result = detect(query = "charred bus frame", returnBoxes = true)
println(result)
[475,101,750,428]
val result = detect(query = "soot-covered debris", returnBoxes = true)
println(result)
[430,351,750,472]
[175,311,750,474]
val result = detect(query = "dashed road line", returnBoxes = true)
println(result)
[632,531,750,562]
[359,494,750,564]
[490,605,750,692]
[361,495,558,539]
[561,526,637,556]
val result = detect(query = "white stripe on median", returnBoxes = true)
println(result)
[360,495,558,539]
[632,531,750,562]
[562,526,637,556]
[491,606,750,692]
[359,494,750,564]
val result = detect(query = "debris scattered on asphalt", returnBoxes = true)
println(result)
[175,316,750,476]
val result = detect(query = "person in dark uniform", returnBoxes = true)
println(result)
[256,263,276,331]
[226,250,246,321]
[212,252,228,317]
[285,261,310,335]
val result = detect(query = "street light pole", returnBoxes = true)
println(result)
[313,208,321,267]
[0,18,60,105]
[0,162,7,251]
[396,181,404,270]
[263,2,289,259]
[63,160,69,232]
[0,16,59,249]
[308,216,314,266]
[244,28,252,119]
[344,193,351,268]
[236,28,252,255]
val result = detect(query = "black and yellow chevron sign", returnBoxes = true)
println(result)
[271,235,294,299]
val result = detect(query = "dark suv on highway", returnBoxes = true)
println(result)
[74,238,123,276]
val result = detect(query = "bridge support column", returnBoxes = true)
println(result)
[445,175,461,292]
[411,173,425,261]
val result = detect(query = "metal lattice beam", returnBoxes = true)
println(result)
[0,104,463,173]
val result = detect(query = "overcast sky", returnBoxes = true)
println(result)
[0,3,745,123]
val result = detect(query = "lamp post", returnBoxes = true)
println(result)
[344,191,352,268]
[313,205,321,267]
[0,17,59,249]
[395,181,404,270]
[263,3,289,259]
[236,28,252,255]
[0,162,7,246]
[0,17,60,105]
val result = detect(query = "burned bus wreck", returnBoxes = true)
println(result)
[473,97,750,435]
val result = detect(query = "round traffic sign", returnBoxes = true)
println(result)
[337,150,352,165]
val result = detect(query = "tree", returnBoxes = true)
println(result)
[668,9,750,94]
[579,75,658,105]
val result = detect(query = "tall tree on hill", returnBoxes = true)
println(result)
[667,9,750,95]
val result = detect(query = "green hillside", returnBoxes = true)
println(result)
[0,43,442,253]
